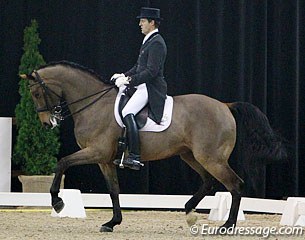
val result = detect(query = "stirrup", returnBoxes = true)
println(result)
[113,159,143,170]
[113,153,144,171]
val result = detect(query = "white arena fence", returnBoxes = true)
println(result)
[0,191,284,212]
[1,190,304,226]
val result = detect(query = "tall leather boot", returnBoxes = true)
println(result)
[113,114,143,170]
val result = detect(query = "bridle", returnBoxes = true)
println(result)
[30,70,115,128]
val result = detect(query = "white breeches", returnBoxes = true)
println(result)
[122,83,149,118]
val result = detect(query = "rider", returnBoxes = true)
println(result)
[111,7,167,170]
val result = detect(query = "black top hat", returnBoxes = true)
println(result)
[136,7,163,20]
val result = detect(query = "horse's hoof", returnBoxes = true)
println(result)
[100,225,113,232]
[186,210,198,226]
[53,200,65,213]
[220,222,235,229]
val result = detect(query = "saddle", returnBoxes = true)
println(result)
[114,86,173,161]
[118,86,149,129]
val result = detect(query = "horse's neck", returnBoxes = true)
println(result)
[59,71,117,142]
[46,67,116,121]
[61,72,103,100]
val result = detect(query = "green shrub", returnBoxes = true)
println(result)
[13,20,60,175]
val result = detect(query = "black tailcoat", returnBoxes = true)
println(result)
[125,32,167,124]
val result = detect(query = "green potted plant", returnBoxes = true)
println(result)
[13,20,62,192]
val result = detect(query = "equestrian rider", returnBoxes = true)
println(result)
[111,7,167,170]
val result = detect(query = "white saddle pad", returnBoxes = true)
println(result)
[114,87,173,132]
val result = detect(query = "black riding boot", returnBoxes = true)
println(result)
[113,114,143,170]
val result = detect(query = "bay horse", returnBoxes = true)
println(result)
[21,61,285,232]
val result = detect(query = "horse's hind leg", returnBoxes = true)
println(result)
[180,152,217,226]
[98,163,122,232]
[203,160,244,228]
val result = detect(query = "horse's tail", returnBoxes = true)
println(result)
[226,102,287,163]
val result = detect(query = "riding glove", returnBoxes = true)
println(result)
[110,73,125,83]
[115,76,130,88]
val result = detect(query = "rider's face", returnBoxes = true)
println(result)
[139,18,155,35]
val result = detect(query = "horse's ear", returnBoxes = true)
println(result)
[19,74,27,79]
[19,73,35,80]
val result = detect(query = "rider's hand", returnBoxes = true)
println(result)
[110,73,125,83]
[115,76,130,88]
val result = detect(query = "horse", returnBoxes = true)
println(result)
[21,60,286,232]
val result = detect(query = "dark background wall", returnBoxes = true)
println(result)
[1,0,304,199]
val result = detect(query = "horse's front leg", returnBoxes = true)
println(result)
[50,148,100,213]
[98,163,122,232]
[50,160,65,212]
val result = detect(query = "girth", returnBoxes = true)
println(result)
[118,86,148,129]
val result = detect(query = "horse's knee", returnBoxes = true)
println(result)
[56,159,69,173]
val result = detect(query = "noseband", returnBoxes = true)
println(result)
[30,70,115,128]
[29,71,64,128]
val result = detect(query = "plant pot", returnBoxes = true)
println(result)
[18,175,65,193]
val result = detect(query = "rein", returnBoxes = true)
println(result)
[60,86,114,119]
[31,71,115,127]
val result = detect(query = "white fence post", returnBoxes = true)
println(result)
[208,192,245,221]
[0,117,12,192]
[280,197,305,226]
[51,189,86,218]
